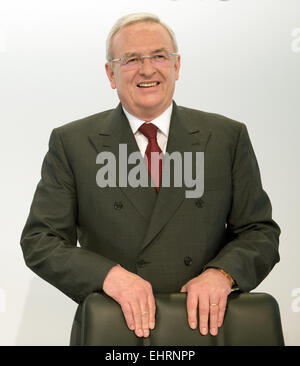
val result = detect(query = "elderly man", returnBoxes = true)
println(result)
[20,13,280,341]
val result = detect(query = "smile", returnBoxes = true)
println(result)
[137,81,160,88]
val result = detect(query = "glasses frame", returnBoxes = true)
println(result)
[109,50,178,69]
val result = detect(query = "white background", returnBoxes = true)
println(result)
[0,0,299,346]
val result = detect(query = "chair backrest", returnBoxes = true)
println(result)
[70,292,284,346]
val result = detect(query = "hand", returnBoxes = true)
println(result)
[180,268,232,336]
[103,265,156,338]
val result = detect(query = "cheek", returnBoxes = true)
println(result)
[165,71,177,88]
[116,74,135,92]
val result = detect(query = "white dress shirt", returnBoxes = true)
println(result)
[122,103,173,157]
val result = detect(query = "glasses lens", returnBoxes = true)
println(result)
[153,51,169,65]
[119,51,174,70]
[121,56,139,69]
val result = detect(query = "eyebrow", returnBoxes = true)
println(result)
[150,48,168,54]
[123,48,169,58]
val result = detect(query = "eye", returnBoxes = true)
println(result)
[153,54,167,60]
[125,57,138,64]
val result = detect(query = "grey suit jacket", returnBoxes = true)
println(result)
[20,101,280,304]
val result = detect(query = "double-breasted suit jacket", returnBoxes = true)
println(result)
[21,101,280,304]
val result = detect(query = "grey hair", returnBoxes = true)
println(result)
[106,12,178,61]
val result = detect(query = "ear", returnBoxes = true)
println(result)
[105,62,117,89]
[174,54,181,81]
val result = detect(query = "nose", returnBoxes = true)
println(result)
[138,57,156,76]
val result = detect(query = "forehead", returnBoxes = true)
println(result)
[111,22,174,56]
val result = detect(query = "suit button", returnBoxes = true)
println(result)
[184,256,193,266]
[114,201,123,210]
[136,259,151,268]
[195,198,204,208]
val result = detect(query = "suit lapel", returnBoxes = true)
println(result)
[89,104,157,222]
[139,102,211,252]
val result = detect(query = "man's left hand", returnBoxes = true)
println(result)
[180,268,232,336]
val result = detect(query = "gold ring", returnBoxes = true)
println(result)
[210,303,218,306]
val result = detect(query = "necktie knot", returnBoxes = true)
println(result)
[139,123,158,140]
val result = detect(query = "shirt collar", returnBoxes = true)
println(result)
[122,103,173,137]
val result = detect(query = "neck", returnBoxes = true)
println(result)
[122,103,172,121]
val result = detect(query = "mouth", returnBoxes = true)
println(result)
[137,81,160,88]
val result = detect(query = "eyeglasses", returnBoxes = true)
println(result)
[110,49,178,71]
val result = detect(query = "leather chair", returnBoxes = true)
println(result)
[70,292,284,346]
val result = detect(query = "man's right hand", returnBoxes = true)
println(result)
[102,265,156,338]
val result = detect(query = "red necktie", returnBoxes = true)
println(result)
[139,123,162,192]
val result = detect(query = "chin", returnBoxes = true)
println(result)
[137,98,165,111]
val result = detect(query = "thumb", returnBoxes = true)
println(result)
[180,285,187,293]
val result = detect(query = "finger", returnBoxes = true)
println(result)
[217,295,228,328]
[199,295,209,335]
[131,301,143,338]
[140,302,150,338]
[120,302,135,331]
[186,292,198,329]
[209,300,220,336]
[148,293,156,330]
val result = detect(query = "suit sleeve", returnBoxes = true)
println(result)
[203,123,280,292]
[20,128,117,304]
